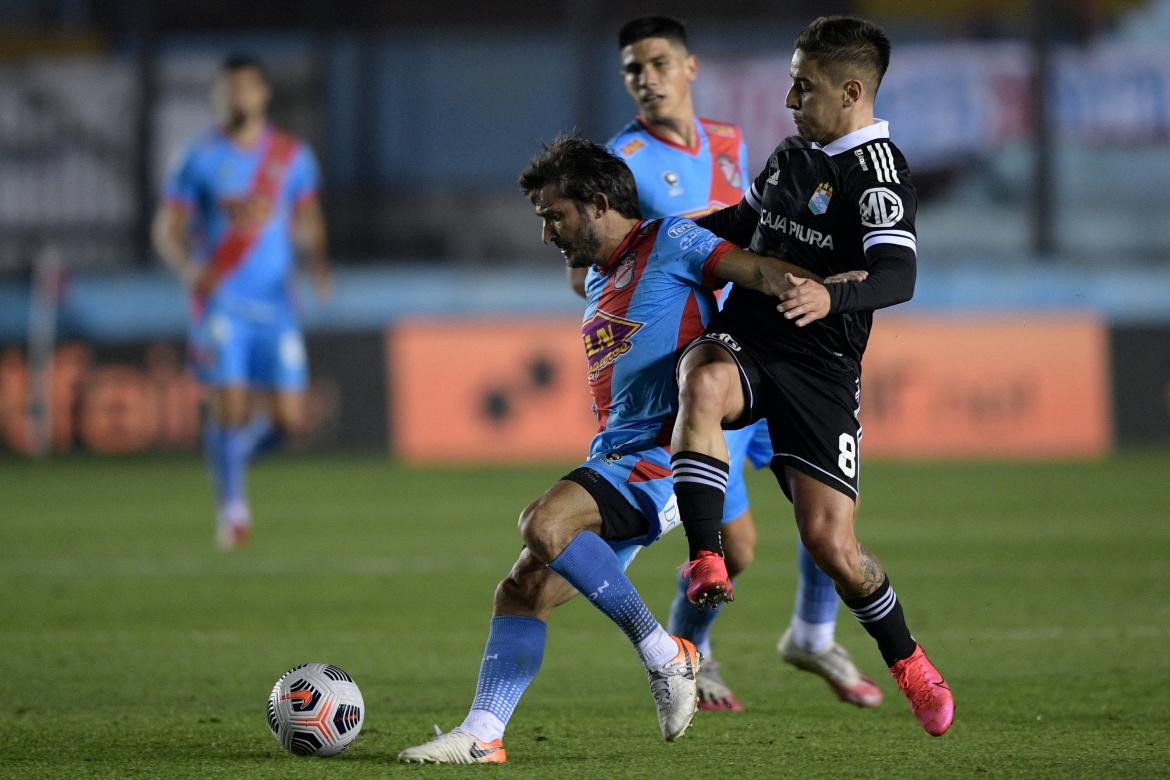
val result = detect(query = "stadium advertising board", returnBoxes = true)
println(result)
[386,319,597,463]
[0,333,386,454]
[387,315,1112,463]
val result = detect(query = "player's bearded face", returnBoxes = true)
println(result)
[213,68,271,131]
[557,204,603,268]
[621,38,697,122]
[536,187,603,268]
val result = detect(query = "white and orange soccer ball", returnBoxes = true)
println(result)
[267,663,364,756]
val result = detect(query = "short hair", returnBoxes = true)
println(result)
[518,135,641,220]
[618,15,688,50]
[794,16,891,94]
[220,53,268,81]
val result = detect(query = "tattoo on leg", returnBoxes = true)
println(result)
[855,543,886,597]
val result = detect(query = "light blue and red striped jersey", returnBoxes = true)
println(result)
[582,216,735,456]
[607,116,749,220]
[163,124,319,316]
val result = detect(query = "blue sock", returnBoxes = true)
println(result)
[667,571,722,651]
[244,415,286,460]
[796,540,840,624]
[547,531,659,645]
[462,616,546,739]
[219,425,248,508]
[203,422,228,506]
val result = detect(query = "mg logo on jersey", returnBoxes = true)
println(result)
[663,171,683,197]
[582,310,644,381]
[858,187,904,228]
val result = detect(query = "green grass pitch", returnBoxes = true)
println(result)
[1,453,1168,778]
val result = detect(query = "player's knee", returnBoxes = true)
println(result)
[796,513,852,574]
[517,499,574,562]
[678,363,734,423]
[495,572,540,613]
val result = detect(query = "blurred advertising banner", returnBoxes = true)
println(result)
[1109,325,1170,445]
[387,319,596,463]
[861,315,1112,457]
[0,333,386,454]
[387,315,1112,463]
[696,42,1170,171]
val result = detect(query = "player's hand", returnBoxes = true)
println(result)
[310,264,333,301]
[182,263,216,297]
[824,270,868,284]
[778,273,831,327]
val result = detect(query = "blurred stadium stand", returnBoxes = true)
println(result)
[1,0,1169,455]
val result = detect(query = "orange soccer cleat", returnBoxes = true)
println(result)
[890,644,954,736]
[679,550,734,609]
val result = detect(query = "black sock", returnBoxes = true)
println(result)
[843,576,917,666]
[670,450,728,559]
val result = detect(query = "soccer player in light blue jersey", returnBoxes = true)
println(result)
[571,16,883,711]
[153,55,330,549]
[399,136,829,765]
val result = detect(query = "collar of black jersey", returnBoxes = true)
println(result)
[596,219,646,274]
[813,119,890,156]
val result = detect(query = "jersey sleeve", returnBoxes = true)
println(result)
[287,144,321,204]
[828,148,918,313]
[162,145,200,211]
[657,218,737,290]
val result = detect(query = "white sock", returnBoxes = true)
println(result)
[458,709,505,743]
[697,635,712,659]
[790,615,835,654]
[636,625,679,669]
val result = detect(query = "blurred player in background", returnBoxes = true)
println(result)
[571,15,881,711]
[399,136,830,765]
[673,17,954,735]
[152,55,330,549]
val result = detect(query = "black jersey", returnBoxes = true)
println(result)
[710,121,917,372]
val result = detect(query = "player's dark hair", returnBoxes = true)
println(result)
[618,15,688,50]
[794,16,891,93]
[220,53,268,82]
[519,135,642,220]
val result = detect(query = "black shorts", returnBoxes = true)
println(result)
[562,467,650,542]
[678,331,862,502]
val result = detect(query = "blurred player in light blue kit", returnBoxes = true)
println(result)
[152,55,330,549]
[570,16,882,710]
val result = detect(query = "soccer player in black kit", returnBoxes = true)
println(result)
[669,16,954,735]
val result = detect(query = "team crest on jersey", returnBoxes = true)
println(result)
[663,171,683,197]
[716,154,741,188]
[613,252,636,289]
[808,182,833,215]
[620,138,646,157]
[583,310,644,382]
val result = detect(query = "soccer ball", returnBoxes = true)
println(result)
[267,663,364,756]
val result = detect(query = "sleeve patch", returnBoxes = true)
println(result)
[619,138,646,156]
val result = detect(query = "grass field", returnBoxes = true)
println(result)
[1,453,1168,778]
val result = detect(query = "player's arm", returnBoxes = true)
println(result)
[293,195,332,299]
[567,267,587,299]
[152,202,213,296]
[694,201,756,247]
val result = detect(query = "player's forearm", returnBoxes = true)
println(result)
[151,208,196,281]
[826,248,916,314]
[695,201,757,247]
[716,249,819,294]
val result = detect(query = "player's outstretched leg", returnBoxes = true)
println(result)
[671,344,747,608]
[788,470,953,735]
[399,550,562,764]
[779,539,882,707]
